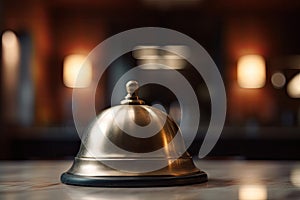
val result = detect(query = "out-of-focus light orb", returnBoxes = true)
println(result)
[290,168,300,187]
[138,59,185,70]
[2,30,18,47]
[134,45,188,69]
[133,46,159,59]
[287,73,300,98]
[2,30,20,68]
[164,58,185,69]
[239,185,267,200]
[271,72,286,89]
[237,55,266,88]
[63,54,92,88]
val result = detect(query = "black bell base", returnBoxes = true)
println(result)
[61,171,208,187]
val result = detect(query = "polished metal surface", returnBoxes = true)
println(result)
[120,80,145,105]
[61,81,206,186]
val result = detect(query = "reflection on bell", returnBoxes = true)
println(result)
[61,80,207,187]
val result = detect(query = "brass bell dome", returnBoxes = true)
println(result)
[61,81,207,187]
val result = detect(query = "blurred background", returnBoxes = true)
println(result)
[0,0,299,160]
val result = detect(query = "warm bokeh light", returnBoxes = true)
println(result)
[1,30,20,122]
[290,168,300,187]
[271,72,286,89]
[2,30,18,47]
[237,55,266,88]
[239,185,267,200]
[2,30,20,69]
[138,59,185,70]
[63,54,92,88]
[133,46,160,59]
[134,45,188,70]
[287,73,300,98]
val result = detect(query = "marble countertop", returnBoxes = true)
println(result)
[0,160,300,199]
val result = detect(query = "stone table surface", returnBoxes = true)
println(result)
[0,160,300,199]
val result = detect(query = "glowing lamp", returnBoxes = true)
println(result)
[287,73,300,98]
[237,55,266,88]
[2,30,20,69]
[1,30,21,122]
[63,54,92,88]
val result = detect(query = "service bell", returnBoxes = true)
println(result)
[61,80,207,187]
